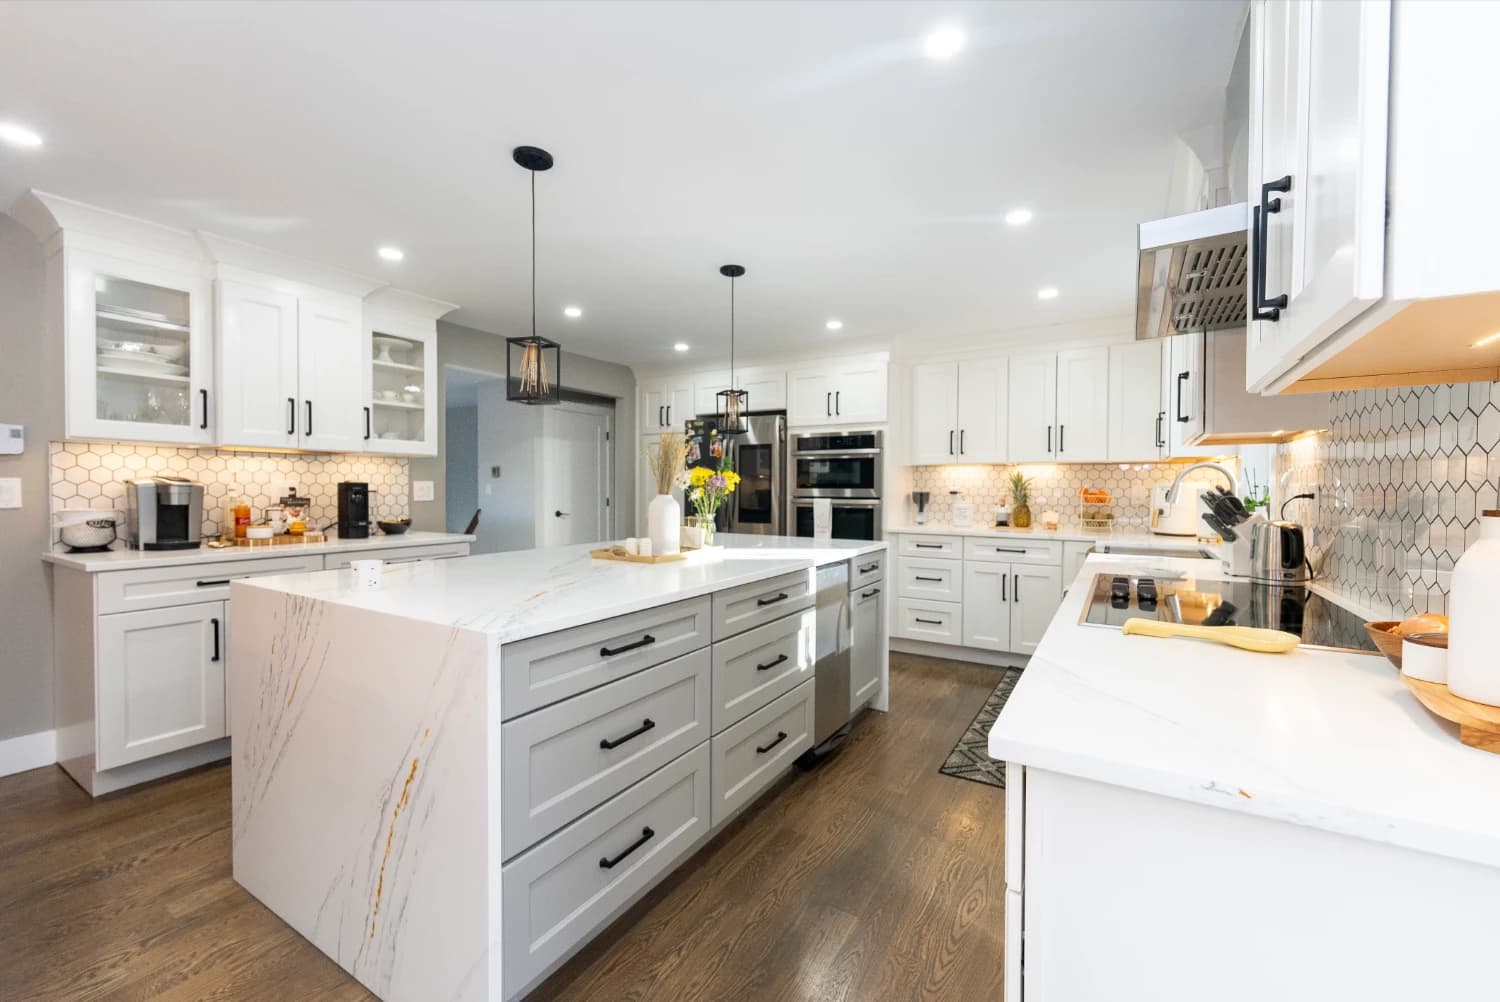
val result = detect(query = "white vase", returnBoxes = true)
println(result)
[1448,510,1500,704]
[647,493,682,556]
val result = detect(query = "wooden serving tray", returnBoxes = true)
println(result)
[224,534,324,547]
[1402,675,1500,754]
[590,545,686,564]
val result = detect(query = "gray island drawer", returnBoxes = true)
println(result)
[712,569,814,640]
[501,647,711,857]
[501,742,710,999]
[850,550,885,591]
[709,678,814,827]
[501,596,712,719]
[711,607,816,732]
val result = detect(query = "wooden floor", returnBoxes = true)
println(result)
[0,654,1007,1001]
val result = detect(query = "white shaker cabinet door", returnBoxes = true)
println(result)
[1010,564,1063,656]
[1108,340,1165,461]
[787,368,835,426]
[850,579,886,708]
[96,601,227,770]
[831,359,888,425]
[1007,352,1056,463]
[957,357,1008,464]
[297,294,366,453]
[216,280,299,448]
[962,562,1012,653]
[910,362,958,465]
[1054,347,1109,462]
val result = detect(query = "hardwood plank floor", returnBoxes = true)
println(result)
[0,653,1007,1001]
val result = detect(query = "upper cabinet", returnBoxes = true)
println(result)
[1246,0,1500,394]
[1108,341,1166,462]
[910,359,1007,465]
[216,280,299,449]
[363,288,450,457]
[787,356,888,428]
[1007,352,1057,463]
[639,378,694,434]
[1006,348,1107,463]
[692,367,787,416]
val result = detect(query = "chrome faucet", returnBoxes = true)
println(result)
[1164,462,1238,504]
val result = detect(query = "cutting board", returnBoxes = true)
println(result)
[1401,675,1500,754]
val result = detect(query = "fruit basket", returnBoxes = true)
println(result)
[1079,488,1114,529]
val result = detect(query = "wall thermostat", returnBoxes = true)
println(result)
[0,424,21,455]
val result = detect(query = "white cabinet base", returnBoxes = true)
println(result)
[889,637,1025,669]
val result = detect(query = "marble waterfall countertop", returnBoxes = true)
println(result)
[236,533,886,644]
[990,552,1500,870]
[43,530,475,572]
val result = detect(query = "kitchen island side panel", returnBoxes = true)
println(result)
[229,583,498,1002]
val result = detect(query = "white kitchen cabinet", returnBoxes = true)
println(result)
[1109,340,1167,461]
[910,362,959,464]
[962,562,1012,652]
[216,280,300,449]
[1171,330,1325,446]
[850,576,886,709]
[912,358,1009,465]
[1054,347,1109,462]
[786,356,888,427]
[96,600,226,770]
[1011,563,1063,655]
[639,379,694,433]
[1007,352,1057,463]
[296,295,366,452]
[692,367,787,416]
[364,317,439,457]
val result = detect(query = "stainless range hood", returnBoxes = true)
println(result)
[1135,201,1249,341]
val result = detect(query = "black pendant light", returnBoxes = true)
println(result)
[507,145,562,405]
[715,264,749,435]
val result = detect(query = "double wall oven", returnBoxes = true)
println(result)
[789,430,883,541]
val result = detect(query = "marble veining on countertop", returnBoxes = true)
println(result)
[43,531,475,572]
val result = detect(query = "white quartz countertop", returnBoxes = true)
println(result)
[237,536,886,643]
[43,531,474,572]
[713,532,886,565]
[887,522,1205,547]
[990,553,1500,870]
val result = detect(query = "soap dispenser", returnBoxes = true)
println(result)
[1448,508,1500,705]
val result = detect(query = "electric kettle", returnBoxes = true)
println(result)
[1249,520,1310,584]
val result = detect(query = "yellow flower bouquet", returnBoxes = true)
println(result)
[686,463,740,543]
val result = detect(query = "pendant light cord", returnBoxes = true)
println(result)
[530,170,537,341]
[729,275,735,385]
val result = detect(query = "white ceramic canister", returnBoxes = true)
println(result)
[1448,509,1500,704]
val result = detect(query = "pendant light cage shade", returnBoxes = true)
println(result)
[716,263,748,435]
[507,335,562,405]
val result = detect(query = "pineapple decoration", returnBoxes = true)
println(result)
[1009,471,1034,529]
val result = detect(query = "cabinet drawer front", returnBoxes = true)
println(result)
[322,542,469,570]
[502,742,710,998]
[501,597,712,719]
[964,537,1063,565]
[711,607,816,732]
[849,550,886,591]
[895,598,963,644]
[898,559,962,601]
[897,534,961,558]
[712,569,815,640]
[501,648,711,857]
[709,679,814,827]
[96,555,324,614]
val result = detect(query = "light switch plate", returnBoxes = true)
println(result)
[0,424,21,455]
[0,478,21,509]
[413,480,434,502]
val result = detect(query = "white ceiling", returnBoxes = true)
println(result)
[0,0,1245,369]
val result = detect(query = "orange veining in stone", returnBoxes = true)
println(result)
[370,756,420,938]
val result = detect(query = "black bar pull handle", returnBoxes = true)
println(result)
[915,617,943,625]
[1176,372,1190,423]
[858,562,879,573]
[1014,573,1021,602]
[1155,411,1166,448]
[959,429,965,454]
[364,406,371,441]
[599,826,655,869]
[666,405,671,426]
[197,578,232,587]
[1002,574,1007,602]
[199,389,208,430]
[914,542,942,549]
[305,400,313,436]
[288,397,297,436]
[993,547,1025,554]
[1058,425,1065,453]
[756,653,788,672]
[600,634,655,657]
[210,617,221,662]
[599,718,656,750]
[1047,425,1052,454]
[756,592,789,607]
[949,430,954,455]
[756,731,788,755]
[914,575,943,582]
[860,587,880,599]
[1253,175,1293,321]
[826,391,832,416]
[835,390,840,415]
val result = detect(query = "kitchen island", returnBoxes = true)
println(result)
[229,534,886,1002]
[991,552,1500,1001]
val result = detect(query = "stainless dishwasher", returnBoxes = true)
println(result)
[804,559,853,759]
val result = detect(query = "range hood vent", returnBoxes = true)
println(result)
[1135,202,1249,340]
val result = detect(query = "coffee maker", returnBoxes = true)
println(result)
[126,477,204,550]
[338,482,371,539]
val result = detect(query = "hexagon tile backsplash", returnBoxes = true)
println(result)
[1274,383,1500,620]
[50,442,409,542]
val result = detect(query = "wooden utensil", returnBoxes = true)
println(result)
[1401,675,1500,754]
[1122,618,1300,653]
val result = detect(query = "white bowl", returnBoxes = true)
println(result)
[1402,633,1449,684]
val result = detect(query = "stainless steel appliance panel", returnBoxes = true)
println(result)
[685,412,786,536]
[810,560,852,744]
[790,430,883,499]
[791,497,882,542]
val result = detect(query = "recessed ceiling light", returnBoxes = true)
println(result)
[1004,208,1033,227]
[1037,286,1059,300]
[377,246,404,262]
[825,319,844,331]
[923,25,966,61]
[673,342,690,352]
[563,306,583,319]
[0,122,43,148]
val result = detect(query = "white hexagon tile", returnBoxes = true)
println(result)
[49,442,409,542]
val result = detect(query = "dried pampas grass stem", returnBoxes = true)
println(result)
[645,432,688,495]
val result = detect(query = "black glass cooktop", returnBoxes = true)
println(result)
[1080,573,1380,655]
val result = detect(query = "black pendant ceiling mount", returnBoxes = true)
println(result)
[507,144,562,405]
[715,264,749,435]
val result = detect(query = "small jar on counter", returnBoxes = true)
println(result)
[1449,508,1500,705]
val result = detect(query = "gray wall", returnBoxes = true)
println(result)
[443,404,478,534]
[474,385,541,553]
[410,320,637,540]
[0,215,63,742]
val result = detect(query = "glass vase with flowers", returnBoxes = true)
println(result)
[686,461,740,547]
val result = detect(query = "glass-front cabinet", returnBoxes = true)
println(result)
[66,250,213,444]
[363,319,437,457]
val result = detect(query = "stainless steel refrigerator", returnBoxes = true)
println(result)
[684,412,786,536]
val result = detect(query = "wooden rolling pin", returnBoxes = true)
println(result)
[1121,618,1300,653]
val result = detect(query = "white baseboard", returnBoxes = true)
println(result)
[0,729,58,778]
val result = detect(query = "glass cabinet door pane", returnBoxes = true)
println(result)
[370,332,425,444]
[94,276,194,427]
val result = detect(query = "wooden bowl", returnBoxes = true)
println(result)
[1365,621,1403,668]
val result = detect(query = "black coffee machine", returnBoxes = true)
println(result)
[337,482,370,539]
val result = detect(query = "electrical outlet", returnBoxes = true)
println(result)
[0,477,21,509]
[412,480,435,502]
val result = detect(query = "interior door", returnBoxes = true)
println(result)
[957,357,1008,464]
[217,280,299,448]
[1011,564,1064,656]
[96,601,226,770]
[297,294,365,452]
[962,562,1012,652]
[911,362,958,464]
[1007,353,1057,463]
[1108,340,1165,461]
[1055,347,1109,461]
[542,404,612,547]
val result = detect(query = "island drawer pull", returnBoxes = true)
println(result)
[915,617,943,625]
[914,543,943,549]
[756,653,788,672]
[599,826,655,869]
[600,634,656,657]
[599,718,656,750]
[860,588,880,599]
[914,575,943,582]
[858,562,879,573]
[756,592,789,607]
[756,731,788,755]
[197,578,232,587]
[993,547,1026,554]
